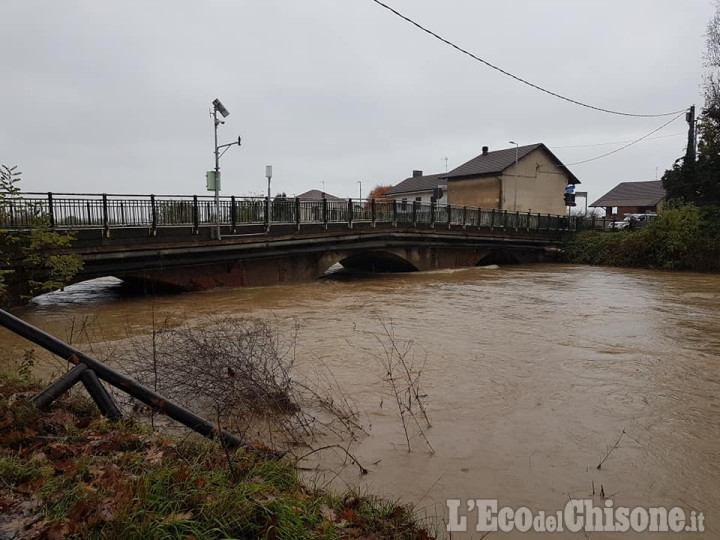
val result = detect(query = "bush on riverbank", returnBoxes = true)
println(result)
[0,372,433,539]
[564,203,720,272]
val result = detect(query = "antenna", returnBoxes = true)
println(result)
[442,156,448,173]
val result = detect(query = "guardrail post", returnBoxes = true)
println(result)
[446,203,452,229]
[462,206,468,229]
[295,197,301,231]
[81,369,122,422]
[102,194,109,238]
[347,198,353,229]
[322,197,328,230]
[413,200,419,227]
[150,194,157,235]
[192,195,199,234]
[230,196,237,233]
[371,198,377,228]
[47,192,55,228]
[490,208,495,230]
[392,199,397,227]
[32,363,88,410]
[504,210,508,230]
[547,213,551,231]
[536,212,540,231]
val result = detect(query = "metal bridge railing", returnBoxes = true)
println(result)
[1,192,577,233]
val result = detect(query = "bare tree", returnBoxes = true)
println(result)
[354,315,433,453]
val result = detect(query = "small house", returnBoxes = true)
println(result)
[590,181,666,217]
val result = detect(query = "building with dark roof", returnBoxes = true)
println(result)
[444,144,579,215]
[295,189,342,201]
[590,181,666,217]
[386,170,447,205]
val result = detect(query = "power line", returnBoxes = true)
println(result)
[564,112,686,166]
[550,132,686,149]
[369,0,688,119]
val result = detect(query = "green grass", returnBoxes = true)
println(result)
[0,455,46,486]
[0,372,433,539]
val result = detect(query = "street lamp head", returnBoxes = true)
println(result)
[266,165,273,179]
[509,140,517,145]
[213,98,230,118]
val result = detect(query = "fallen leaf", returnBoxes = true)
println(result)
[319,504,337,522]
[161,511,194,525]
[340,508,357,523]
[44,521,70,540]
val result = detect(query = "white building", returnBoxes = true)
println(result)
[385,170,448,209]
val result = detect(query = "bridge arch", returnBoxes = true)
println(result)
[318,249,420,276]
[339,250,419,273]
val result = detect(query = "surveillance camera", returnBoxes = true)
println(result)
[212,98,230,118]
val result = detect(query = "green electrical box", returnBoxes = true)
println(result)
[206,171,221,191]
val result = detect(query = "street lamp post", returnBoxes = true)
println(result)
[357,180,362,200]
[508,141,519,211]
[266,165,273,229]
[210,98,240,240]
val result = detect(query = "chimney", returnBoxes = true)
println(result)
[412,170,423,177]
[482,146,489,156]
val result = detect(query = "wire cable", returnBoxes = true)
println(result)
[564,112,686,166]
[369,0,688,118]
[550,132,686,149]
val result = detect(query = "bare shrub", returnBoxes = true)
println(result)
[354,315,433,453]
[122,315,366,453]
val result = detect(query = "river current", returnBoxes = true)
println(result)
[3,264,719,538]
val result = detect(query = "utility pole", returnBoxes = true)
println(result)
[209,98,240,241]
[683,105,697,187]
[686,105,696,160]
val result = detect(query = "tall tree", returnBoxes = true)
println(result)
[367,185,393,200]
[661,7,720,206]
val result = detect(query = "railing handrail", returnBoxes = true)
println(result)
[1,192,576,232]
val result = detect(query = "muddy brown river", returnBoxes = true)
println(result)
[3,264,719,538]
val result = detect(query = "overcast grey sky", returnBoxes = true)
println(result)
[0,0,713,204]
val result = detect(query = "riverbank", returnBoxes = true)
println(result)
[0,372,433,539]
[564,204,720,271]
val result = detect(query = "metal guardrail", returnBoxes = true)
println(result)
[0,308,243,448]
[0,193,577,234]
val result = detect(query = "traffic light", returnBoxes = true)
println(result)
[564,193,576,207]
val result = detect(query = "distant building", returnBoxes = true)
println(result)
[385,170,447,206]
[296,189,342,201]
[590,181,666,217]
[444,144,579,215]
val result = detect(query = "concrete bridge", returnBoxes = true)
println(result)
[3,193,575,293]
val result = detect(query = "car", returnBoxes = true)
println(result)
[611,213,658,230]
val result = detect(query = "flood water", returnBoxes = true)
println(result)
[3,264,719,538]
